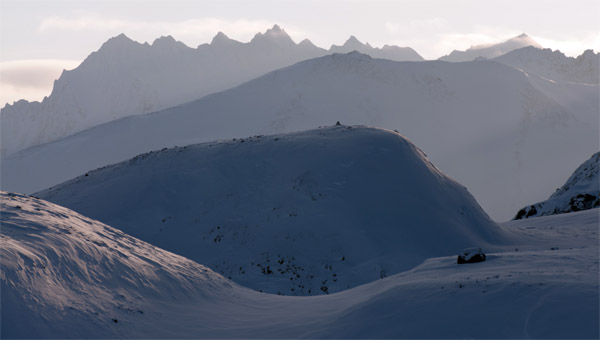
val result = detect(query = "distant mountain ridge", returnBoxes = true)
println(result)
[0,25,421,157]
[3,52,598,221]
[439,33,542,62]
[515,152,600,219]
[494,46,599,84]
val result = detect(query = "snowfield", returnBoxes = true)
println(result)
[36,126,510,296]
[3,53,597,221]
[2,191,598,338]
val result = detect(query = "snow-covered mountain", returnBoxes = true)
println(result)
[329,35,423,61]
[0,26,423,157]
[439,33,542,62]
[3,191,598,338]
[514,152,599,219]
[36,126,509,295]
[494,47,599,84]
[3,53,597,221]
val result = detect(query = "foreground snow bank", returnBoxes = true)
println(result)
[2,192,598,338]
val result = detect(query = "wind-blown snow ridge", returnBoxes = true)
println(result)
[0,25,422,157]
[515,152,600,219]
[0,191,233,338]
[37,125,509,296]
[2,191,598,338]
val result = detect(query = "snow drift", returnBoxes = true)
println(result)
[37,126,509,295]
[3,52,597,221]
[515,152,600,219]
[2,191,598,338]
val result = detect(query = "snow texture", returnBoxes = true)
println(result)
[0,26,422,157]
[36,126,509,296]
[2,191,598,338]
[3,53,598,221]
[515,152,600,219]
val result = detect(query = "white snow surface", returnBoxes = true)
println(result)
[3,53,598,221]
[439,33,542,62]
[515,152,600,219]
[494,47,599,84]
[36,126,510,296]
[2,191,598,338]
[0,26,422,157]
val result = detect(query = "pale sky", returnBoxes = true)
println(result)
[1,0,599,106]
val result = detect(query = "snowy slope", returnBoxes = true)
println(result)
[0,26,423,157]
[515,152,600,219]
[439,33,542,62]
[36,126,510,295]
[2,192,598,338]
[495,47,599,84]
[3,53,597,221]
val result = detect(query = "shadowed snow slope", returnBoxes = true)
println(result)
[515,152,599,219]
[2,192,598,338]
[3,53,598,221]
[37,126,509,296]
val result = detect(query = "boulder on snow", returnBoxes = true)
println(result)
[457,247,486,264]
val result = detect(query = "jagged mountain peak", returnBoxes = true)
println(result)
[345,35,362,45]
[439,33,542,62]
[99,33,137,49]
[151,35,188,49]
[251,24,295,45]
[211,31,231,44]
[298,38,317,48]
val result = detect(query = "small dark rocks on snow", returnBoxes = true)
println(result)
[457,247,486,264]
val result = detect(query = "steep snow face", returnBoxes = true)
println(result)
[515,152,600,219]
[3,53,597,221]
[0,191,234,338]
[0,27,424,157]
[329,35,423,61]
[439,33,542,62]
[3,192,598,338]
[495,47,599,84]
[37,126,509,295]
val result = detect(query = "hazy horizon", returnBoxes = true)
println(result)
[1,0,599,106]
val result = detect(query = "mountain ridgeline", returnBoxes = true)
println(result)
[3,51,598,221]
[0,25,422,157]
